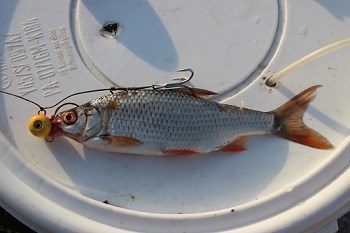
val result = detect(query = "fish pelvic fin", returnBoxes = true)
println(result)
[163,149,199,156]
[271,85,333,149]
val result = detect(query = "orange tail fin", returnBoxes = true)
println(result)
[271,85,333,149]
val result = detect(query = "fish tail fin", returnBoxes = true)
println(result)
[271,85,334,149]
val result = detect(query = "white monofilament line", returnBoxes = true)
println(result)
[265,37,350,87]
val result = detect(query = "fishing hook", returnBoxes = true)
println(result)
[153,68,194,90]
[174,68,194,85]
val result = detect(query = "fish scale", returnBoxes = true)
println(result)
[88,89,275,152]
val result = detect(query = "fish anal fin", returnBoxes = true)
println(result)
[101,135,142,147]
[272,85,334,149]
[163,149,199,156]
[172,87,217,97]
[219,136,248,152]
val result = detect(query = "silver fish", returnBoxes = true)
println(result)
[49,86,333,155]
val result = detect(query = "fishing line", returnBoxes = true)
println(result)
[265,37,350,87]
[54,103,80,115]
[0,90,45,111]
[0,69,194,115]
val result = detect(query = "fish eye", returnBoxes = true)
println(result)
[62,111,77,125]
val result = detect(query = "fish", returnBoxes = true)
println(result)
[48,85,333,155]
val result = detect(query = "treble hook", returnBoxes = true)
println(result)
[153,68,194,89]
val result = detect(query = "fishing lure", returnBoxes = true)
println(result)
[0,69,333,155]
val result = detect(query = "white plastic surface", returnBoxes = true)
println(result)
[0,0,350,232]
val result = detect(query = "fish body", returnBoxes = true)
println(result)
[49,86,333,155]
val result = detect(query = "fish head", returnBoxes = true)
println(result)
[49,104,102,142]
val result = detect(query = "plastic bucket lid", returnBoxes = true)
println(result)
[0,1,349,232]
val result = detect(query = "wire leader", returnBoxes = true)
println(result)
[0,69,194,115]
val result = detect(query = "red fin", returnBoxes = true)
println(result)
[101,135,142,147]
[219,136,248,152]
[271,85,333,149]
[163,149,199,156]
[172,87,217,97]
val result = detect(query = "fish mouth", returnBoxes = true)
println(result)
[48,116,64,137]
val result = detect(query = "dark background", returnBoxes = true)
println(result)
[1,206,350,233]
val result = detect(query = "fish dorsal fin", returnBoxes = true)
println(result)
[171,87,217,98]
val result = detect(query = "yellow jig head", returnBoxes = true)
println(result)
[27,114,52,138]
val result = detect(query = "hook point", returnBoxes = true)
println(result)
[176,68,194,83]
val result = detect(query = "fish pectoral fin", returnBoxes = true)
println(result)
[101,135,142,147]
[172,87,217,97]
[219,136,248,152]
